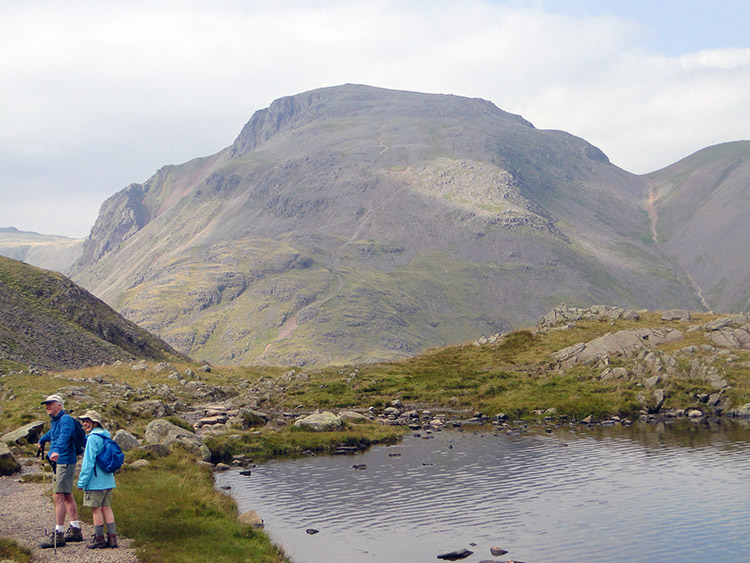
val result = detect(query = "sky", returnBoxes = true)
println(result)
[2,1,749,238]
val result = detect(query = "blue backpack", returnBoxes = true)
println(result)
[91,434,125,475]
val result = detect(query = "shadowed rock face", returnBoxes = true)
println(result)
[68,84,713,366]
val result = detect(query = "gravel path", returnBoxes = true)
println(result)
[0,460,139,563]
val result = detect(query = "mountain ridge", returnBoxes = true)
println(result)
[5,85,746,366]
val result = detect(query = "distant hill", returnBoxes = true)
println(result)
[68,84,714,366]
[646,141,750,313]
[0,255,186,371]
[0,227,84,274]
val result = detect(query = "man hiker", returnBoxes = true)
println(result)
[37,393,84,547]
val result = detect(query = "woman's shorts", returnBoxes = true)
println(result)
[53,463,76,494]
[83,488,113,508]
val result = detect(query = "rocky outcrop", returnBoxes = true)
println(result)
[553,328,683,366]
[1,421,44,445]
[538,304,641,329]
[702,315,750,350]
[144,419,211,461]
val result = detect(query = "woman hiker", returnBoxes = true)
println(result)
[77,410,118,549]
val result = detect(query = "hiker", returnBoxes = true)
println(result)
[77,410,118,549]
[37,393,84,547]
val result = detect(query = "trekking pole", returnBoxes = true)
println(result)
[36,443,57,555]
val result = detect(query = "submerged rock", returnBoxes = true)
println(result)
[437,548,473,560]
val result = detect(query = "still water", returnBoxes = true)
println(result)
[215,420,750,562]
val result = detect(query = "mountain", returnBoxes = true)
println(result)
[0,255,185,371]
[0,227,84,274]
[69,84,705,366]
[646,141,750,313]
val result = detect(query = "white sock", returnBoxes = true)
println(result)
[70,520,80,528]
[55,525,64,533]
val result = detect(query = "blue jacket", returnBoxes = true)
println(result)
[38,410,78,465]
[77,427,117,491]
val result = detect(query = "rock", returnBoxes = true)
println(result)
[490,546,509,556]
[662,309,691,321]
[197,414,229,427]
[706,325,750,350]
[338,410,371,423]
[0,441,21,476]
[131,399,175,418]
[729,403,750,418]
[238,408,269,428]
[553,328,683,366]
[306,528,319,535]
[687,409,704,418]
[237,510,264,529]
[144,419,211,461]
[294,411,343,432]
[437,548,473,560]
[214,463,231,471]
[113,429,140,452]
[129,459,151,469]
[1,421,44,445]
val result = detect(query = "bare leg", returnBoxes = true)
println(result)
[54,493,67,526]
[102,506,115,525]
[63,492,78,522]
[92,507,104,527]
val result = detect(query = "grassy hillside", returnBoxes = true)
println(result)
[0,255,185,370]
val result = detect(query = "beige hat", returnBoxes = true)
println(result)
[78,410,103,424]
[41,394,64,405]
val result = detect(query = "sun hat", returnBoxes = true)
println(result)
[41,393,64,405]
[78,410,103,424]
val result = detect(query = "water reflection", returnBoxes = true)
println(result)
[215,420,750,563]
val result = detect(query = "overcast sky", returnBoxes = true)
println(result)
[2,0,749,238]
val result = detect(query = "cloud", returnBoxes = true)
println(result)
[1,1,748,236]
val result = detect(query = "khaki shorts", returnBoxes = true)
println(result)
[53,463,76,494]
[83,488,113,508]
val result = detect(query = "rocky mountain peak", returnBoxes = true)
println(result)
[230,83,534,158]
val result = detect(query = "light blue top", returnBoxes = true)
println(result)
[77,427,116,491]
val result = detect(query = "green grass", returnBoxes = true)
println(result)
[0,537,31,563]
[113,452,287,563]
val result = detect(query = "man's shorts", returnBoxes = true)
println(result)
[53,463,76,494]
[83,489,113,508]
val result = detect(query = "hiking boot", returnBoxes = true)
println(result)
[64,525,83,542]
[87,534,107,549]
[39,531,66,548]
[107,533,118,548]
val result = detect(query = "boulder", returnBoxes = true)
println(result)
[144,419,211,461]
[338,410,371,423]
[113,429,140,452]
[294,411,343,432]
[662,309,691,321]
[238,408,269,428]
[1,421,45,445]
[706,326,750,350]
[729,403,750,418]
[0,441,20,476]
[237,510,264,529]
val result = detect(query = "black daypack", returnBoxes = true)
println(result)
[91,433,125,475]
[71,416,86,457]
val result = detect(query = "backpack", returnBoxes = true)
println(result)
[91,433,125,475]
[71,416,86,457]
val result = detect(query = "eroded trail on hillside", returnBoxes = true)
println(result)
[646,181,659,243]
